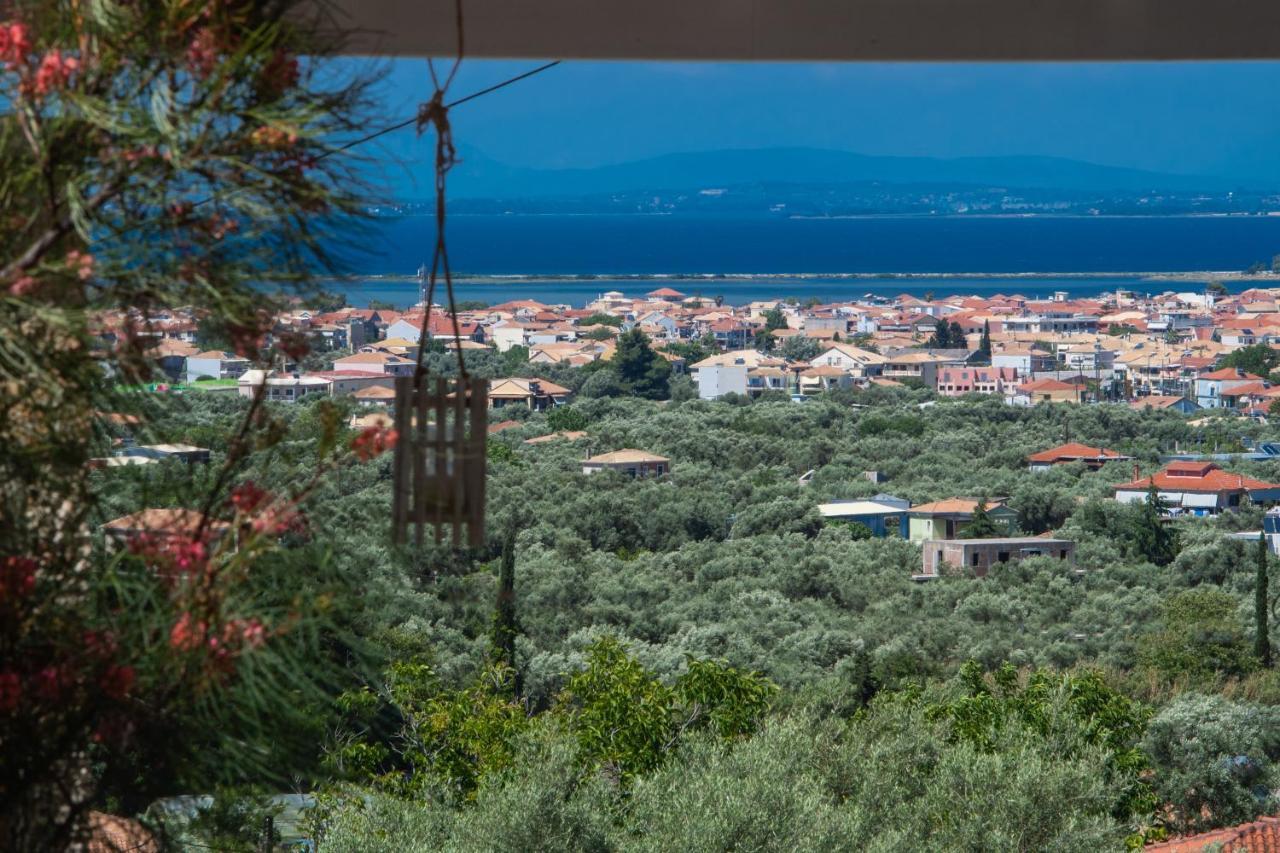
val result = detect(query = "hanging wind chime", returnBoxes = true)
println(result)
[391,44,488,549]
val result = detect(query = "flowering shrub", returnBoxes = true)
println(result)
[0,1,378,848]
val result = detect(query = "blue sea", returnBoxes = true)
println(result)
[323,214,1280,308]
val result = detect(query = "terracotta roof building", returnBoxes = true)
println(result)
[581,449,669,478]
[1115,461,1280,516]
[1027,442,1131,471]
[1146,815,1280,852]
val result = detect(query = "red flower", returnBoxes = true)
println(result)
[8,275,36,296]
[34,666,68,703]
[169,612,207,652]
[260,48,299,96]
[170,538,207,575]
[0,556,36,601]
[0,672,20,713]
[83,630,118,659]
[351,426,398,462]
[251,505,306,538]
[225,618,267,651]
[0,22,31,68]
[229,480,269,514]
[99,665,136,701]
[65,249,94,281]
[186,27,218,78]
[32,49,78,96]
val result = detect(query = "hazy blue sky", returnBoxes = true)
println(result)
[358,59,1280,184]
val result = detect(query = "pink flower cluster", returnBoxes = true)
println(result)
[170,612,268,672]
[229,480,269,514]
[127,532,211,584]
[186,28,218,79]
[66,249,94,281]
[351,425,398,462]
[0,22,30,67]
[32,49,77,96]
[6,275,36,297]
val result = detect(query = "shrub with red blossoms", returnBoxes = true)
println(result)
[31,48,76,97]
[229,480,269,514]
[0,2,380,848]
[0,22,31,68]
[185,27,219,78]
[0,556,36,601]
[351,425,399,462]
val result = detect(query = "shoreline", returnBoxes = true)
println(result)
[323,271,1280,284]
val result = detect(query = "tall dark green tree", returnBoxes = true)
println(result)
[927,321,951,349]
[962,497,1001,539]
[1257,532,1272,668]
[1130,485,1179,567]
[613,328,673,400]
[763,307,789,332]
[491,523,522,697]
[1219,344,1280,380]
[978,320,993,361]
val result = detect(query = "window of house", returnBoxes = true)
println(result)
[997,551,1010,563]
[971,551,980,567]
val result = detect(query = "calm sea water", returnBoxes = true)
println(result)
[323,214,1280,308]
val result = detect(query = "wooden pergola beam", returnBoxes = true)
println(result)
[321,0,1280,62]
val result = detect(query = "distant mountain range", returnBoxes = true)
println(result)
[440,146,1264,200]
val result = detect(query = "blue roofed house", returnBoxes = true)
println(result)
[817,494,910,537]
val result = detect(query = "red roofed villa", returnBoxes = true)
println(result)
[1114,460,1280,516]
[1027,442,1132,472]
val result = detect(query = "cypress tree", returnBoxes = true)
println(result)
[1257,532,1271,668]
[979,320,992,361]
[491,523,523,695]
[963,497,1002,539]
[1130,485,1178,567]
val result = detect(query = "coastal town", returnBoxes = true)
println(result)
[90,281,1280,584]
[116,282,1280,410]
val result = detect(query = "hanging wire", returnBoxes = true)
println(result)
[308,60,562,168]
[413,0,469,381]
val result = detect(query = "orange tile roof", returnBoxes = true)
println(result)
[1130,396,1193,410]
[1146,815,1280,851]
[102,508,229,536]
[1201,367,1263,381]
[909,498,1009,516]
[1027,442,1129,463]
[1115,461,1280,493]
[1019,378,1085,392]
[87,812,159,853]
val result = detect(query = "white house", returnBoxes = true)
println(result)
[185,350,250,382]
[332,352,416,376]
[810,343,887,378]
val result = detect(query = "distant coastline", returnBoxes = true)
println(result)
[325,270,1277,284]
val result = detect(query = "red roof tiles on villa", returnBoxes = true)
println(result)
[1146,815,1280,852]
[1027,442,1129,463]
[1114,461,1280,493]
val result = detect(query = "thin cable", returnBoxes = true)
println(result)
[315,60,561,165]
[185,60,562,212]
